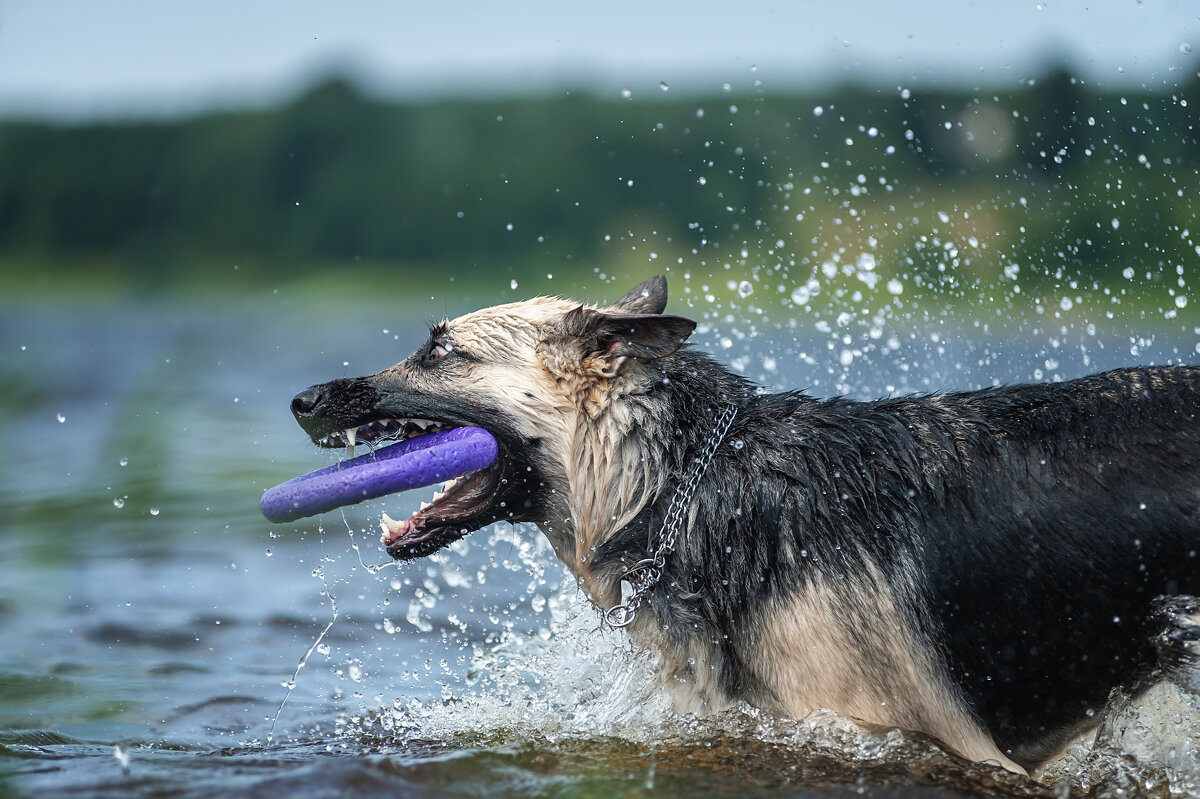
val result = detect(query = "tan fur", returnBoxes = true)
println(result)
[623,551,1023,772]
[379,294,666,603]
[745,568,1025,773]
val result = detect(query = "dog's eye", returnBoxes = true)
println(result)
[428,342,454,362]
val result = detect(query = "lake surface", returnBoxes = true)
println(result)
[3,289,1200,798]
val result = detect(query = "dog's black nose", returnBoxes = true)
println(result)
[291,385,324,419]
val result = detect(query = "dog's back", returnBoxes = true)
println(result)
[901,366,1200,764]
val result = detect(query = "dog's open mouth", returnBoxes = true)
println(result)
[313,415,508,559]
[317,417,452,453]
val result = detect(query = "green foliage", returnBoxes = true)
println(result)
[0,69,1197,298]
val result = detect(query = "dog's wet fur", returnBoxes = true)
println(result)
[288,276,1200,774]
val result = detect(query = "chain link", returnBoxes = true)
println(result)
[604,403,739,628]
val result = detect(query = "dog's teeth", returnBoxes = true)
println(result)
[413,420,430,430]
[420,501,432,511]
[345,427,357,457]
[380,512,399,543]
[380,512,420,546]
[440,478,456,493]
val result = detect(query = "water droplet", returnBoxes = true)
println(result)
[113,498,125,509]
[505,222,514,232]
[1182,43,1193,55]
[737,280,754,298]
[791,286,811,306]
[887,279,904,295]
[1123,267,1136,280]
[56,412,66,423]
[510,279,519,290]
[149,507,160,516]
[1060,297,1074,311]
[119,457,129,467]
[1176,295,1188,309]
[730,439,745,450]
[620,88,632,99]
[1111,218,1120,230]
[659,81,669,92]
[812,106,824,117]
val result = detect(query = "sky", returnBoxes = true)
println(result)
[0,0,1197,119]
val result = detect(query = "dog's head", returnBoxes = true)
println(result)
[289,276,695,561]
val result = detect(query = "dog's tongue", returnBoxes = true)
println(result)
[260,427,498,523]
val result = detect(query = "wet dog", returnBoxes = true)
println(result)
[287,276,1200,774]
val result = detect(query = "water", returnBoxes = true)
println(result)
[3,293,1200,798]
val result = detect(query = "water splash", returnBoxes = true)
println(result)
[294,507,1200,796]
[268,537,341,746]
[1040,680,1200,796]
[346,573,671,744]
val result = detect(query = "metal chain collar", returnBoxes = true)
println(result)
[603,403,740,628]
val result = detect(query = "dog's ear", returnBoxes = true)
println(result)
[564,305,695,378]
[610,275,668,315]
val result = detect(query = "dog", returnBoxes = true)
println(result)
[286,276,1200,775]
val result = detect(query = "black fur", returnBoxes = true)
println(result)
[594,351,1200,767]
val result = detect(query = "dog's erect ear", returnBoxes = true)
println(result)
[610,275,669,315]
[564,305,695,377]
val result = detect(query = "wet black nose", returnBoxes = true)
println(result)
[291,385,324,420]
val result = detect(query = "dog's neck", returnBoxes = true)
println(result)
[555,376,673,604]
[542,349,751,608]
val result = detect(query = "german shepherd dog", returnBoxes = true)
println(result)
[287,277,1200,774]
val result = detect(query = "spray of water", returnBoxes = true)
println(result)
[267,528,340,746]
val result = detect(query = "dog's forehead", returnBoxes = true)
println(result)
[446,296,581,349]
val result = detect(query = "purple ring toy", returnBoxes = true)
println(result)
[260,427,498,523]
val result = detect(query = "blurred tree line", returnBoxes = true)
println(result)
[0,67,1197,298]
